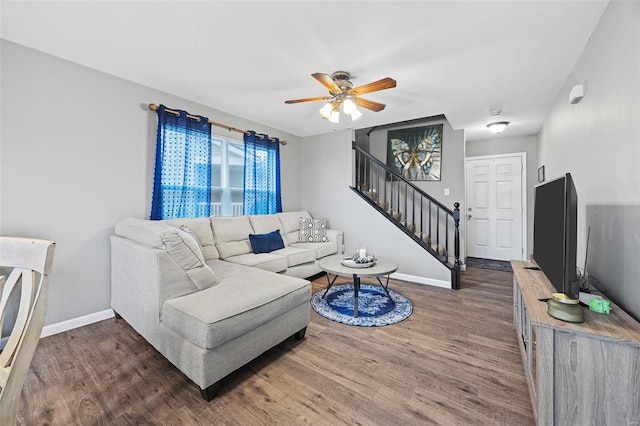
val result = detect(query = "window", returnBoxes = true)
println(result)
[210,136,244,216]
[151,104,280,219]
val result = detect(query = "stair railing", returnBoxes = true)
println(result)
[352,144,461,289]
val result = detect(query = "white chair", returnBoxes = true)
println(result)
[0,237,55,425]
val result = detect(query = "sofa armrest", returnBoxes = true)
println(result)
[115,217,172,248]
[326,229,344,254]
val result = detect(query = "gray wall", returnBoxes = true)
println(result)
[537,0,640,319]
[300,130,451,284]
[0,40,303,326]
[466,135,538,256]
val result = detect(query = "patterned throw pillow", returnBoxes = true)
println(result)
[298,217,328,243]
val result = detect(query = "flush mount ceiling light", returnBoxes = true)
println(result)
[486,110,510,134]
[285,71,396,124]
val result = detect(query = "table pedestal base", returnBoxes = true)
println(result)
[322,273,393,318]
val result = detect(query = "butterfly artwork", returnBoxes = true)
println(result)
[386,124,442,181]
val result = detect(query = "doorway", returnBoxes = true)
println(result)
[465,153,527,261]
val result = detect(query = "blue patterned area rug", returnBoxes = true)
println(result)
[465,257,513,272]
[311,284,412,327]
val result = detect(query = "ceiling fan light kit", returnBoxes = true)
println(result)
[350,108,363,121]
[319,102,333,119]
[328,108,340,124]
[285,71,396,123]
[342,98,357,115]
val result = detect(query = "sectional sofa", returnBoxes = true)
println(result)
[110,211,342,400]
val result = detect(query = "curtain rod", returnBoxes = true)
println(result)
[148,103,287,145]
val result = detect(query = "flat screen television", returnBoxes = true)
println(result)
[533,172,579,299]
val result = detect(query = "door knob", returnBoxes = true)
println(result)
[468,207,472,212]
[467,214,472,219]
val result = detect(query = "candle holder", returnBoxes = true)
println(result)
[358,246,367,260]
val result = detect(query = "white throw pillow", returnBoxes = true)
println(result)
[160,228,218,290]
[179,225,205,258]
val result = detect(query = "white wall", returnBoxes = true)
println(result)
[466,135,538,255]
[0,40,302,327]
[537,0,640,319]
[300,130,451,286]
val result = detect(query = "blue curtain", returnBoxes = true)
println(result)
[151,104,212,219]
[243,131,282,215]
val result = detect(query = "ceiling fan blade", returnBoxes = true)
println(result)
[350,77,397,96]
[284,96,331,104]
[312,73,341,93]
[355,97,386,112]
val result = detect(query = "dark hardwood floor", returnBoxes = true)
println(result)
[17,267,534,425]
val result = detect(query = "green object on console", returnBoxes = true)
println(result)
[589,298,611,314]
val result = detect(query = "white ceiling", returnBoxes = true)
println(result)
[1,1,609,141]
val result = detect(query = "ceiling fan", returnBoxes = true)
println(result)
[285,71,396,123]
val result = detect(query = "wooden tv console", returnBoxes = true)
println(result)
[511,260,640,425]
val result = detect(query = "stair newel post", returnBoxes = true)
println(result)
[452,202,461,290]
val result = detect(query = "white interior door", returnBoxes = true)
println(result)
[466,154,525,261]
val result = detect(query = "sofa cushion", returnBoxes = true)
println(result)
[271,246,316,267]
[249,230,285,254]
[290,241,338,259]
[164,218,219,260]
[224,253,288,273]
[277,211,312,245]
[249,214,286,238]
[211,216,254,259]
[298,217,329,243]
[161,260,310,349]
[159,228,218,290]
[277,211,312,234]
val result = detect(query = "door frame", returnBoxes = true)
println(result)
[464,152,528,261]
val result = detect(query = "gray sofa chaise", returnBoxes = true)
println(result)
[110,211,342,400]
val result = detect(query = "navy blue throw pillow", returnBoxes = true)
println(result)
[249,230,285,254]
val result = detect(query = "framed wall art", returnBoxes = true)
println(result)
[386,124,443,181]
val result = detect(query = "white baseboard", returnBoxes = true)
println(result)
[391,272,451,289]
[41,308,115,338]
[0,309,114,349]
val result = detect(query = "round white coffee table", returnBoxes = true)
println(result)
[317,255,398,318]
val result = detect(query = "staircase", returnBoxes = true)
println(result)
[352,144,461,289]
